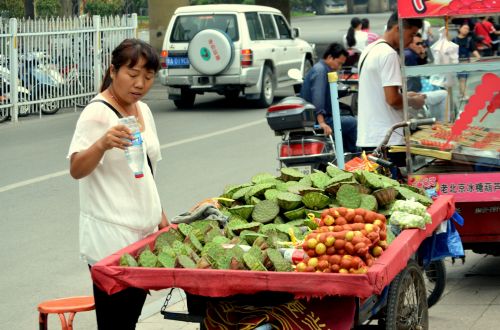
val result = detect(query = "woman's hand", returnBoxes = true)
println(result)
[97,124,133,151]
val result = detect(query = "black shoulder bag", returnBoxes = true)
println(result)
[89,99,154,176]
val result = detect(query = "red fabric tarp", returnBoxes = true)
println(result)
[92,195,455,299]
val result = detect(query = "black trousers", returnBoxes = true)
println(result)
[90,266,147,330]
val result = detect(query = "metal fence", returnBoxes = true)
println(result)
[0,14,137,124]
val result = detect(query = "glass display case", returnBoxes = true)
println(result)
[397,0,500,253]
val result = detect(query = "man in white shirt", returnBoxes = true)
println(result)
[357,12,426,157]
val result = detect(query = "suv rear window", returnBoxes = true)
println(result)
[170,14,239,42]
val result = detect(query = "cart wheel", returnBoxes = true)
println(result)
[385,259,429,330]
[423,259,446,308]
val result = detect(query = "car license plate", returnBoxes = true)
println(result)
[167,56,190,68]
[289,165,312,175]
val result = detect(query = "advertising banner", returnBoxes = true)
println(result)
[398,0,500,18]
[408,172,500,202]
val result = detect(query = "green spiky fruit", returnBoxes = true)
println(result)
[283,207,305,220]
[231,186,254,201]
[298,175,312,187]
[360,194,378,211]
[229,222,262,235]
[119,253,138,267]
[273,216,285,224]
[154,229,183,252]
[302,191,330,210]
[212,236,231,245]
[358,170,400,189]
[310,172,332,189]
[224,183,252,197]
[184,233,203,253]
[336,184,362,209]
[176,255,196,269]
[228,205,255,220]
[243,253,267,271]
[280,167,305,182]
[245,183,276,201]
[157,251,176,268]
[177,223,194,238]
[266,248,293,272]
[326,165,344,177]
[372,187,398,206]
[395,186,433,206]
[252,173,277,184]
[276,192,303,211]
[264,188,280,202]
[240,230,267,245]
[138,247,158,268]
[252,200,280,224]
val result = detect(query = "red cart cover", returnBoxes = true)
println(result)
[92,195,455,299]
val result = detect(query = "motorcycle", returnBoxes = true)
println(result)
[266,69,358,174]
[19,51,63,115]
[0,66,32,123]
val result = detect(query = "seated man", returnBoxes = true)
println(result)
[300,43,358,153]
[404,33,448,121]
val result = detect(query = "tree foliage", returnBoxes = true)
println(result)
[84,0,124,16]
[0,0,24,18]
[35,0,61,17]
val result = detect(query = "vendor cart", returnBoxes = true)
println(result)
[396,0,500,255]
[92,195,455,329]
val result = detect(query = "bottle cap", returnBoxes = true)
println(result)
[135,172,144,178]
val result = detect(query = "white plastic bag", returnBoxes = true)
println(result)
[430,28,459,87]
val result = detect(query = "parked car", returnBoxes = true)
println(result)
[159,4,315,109]
[324,0,348,14]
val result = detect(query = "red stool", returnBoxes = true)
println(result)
[38,296,95,330]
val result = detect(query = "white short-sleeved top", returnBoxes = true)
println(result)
[357,39,404,147]
[67,95,163,264]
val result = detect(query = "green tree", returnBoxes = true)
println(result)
[35,0,62,17]
[84,0,124,16]
[0,0,24,18]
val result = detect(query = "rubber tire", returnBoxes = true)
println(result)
[255,66,275,108]
[385,259,429,330]
[174,88,196,109]
[39,88,60,115]
[293,59,313,95]
[424,259,446,308]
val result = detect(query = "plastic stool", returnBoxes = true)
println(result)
[38,296,95,330]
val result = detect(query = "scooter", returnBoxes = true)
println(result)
[0,66,32,122]
[19,51,63,115]
[266,69,358,174]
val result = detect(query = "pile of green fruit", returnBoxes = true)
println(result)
[119,167,433,271]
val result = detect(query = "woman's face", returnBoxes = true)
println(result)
[111,56,155,104]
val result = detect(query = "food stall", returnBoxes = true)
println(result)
[398,0,500,254]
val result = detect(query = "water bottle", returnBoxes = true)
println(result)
[118,116,144,179]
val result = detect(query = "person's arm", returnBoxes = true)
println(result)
[70,124,132,179]
[159,209,169,229]
[384,86,426,110]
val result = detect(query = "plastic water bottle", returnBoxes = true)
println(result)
[118,116,144,179]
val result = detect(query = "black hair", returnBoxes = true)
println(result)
[386,11,423,31]
[346,17,362,48]
[323,42,349,60]
[361,18,369,30]
[415,32,422,38]
[100,38,160,92]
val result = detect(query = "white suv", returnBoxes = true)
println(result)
[159,4,315,109]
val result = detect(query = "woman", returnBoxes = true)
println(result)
[68,39,168,329]
[344,17,368,53]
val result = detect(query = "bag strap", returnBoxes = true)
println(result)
[89,99,154,176]
[358,40,390,75]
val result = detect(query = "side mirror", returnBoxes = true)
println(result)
[292,27,300,38]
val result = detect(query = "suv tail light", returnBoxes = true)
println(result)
[280,141,326,157]
[160,50,168,69]
[267,103,303,112]
[240,49,253,67]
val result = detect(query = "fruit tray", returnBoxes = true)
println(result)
[92,195,455,299]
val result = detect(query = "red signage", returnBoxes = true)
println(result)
[408,172,500,203]
[398,0,500,18]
